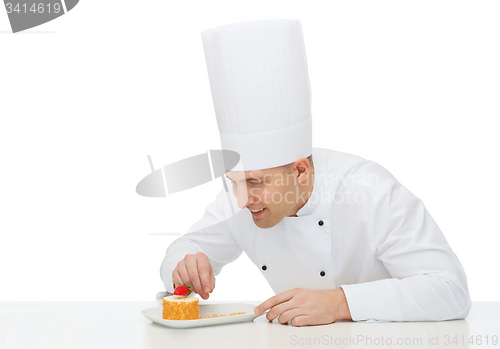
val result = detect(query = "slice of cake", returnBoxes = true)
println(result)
[162,284,199,320]
[162,295,199,320]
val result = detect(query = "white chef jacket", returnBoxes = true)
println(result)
[158,148,471,322]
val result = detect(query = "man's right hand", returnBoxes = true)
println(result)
[172,252,215,300]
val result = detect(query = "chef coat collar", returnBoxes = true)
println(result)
[293,155,323,217]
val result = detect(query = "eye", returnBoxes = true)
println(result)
[249,181,262,186]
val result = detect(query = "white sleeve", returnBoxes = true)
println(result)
[340,181,471,322]
[158,188,243,296]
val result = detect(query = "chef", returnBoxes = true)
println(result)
[157,19,471,325]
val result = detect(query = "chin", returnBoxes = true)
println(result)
[252,218,280,229]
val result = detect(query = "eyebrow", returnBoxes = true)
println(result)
[225,174,263,182]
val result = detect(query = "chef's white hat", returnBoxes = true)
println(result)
[201,19,312,171]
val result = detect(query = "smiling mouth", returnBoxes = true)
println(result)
[249,207,266,217]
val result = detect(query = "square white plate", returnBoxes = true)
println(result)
[142,303,266,329]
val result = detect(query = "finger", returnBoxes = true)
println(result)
[255,290,294,315]
[209,264,215,293]
[197,255,213,295]
[185,255,204,297]
[172,269,183,291]
[276,307,306,325]
[290,315,310,327]
[176,259,195,292]
[266,301,299,323]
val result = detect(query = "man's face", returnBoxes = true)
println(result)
[226,165,301,229]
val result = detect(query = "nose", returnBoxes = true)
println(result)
[235,185,255,209]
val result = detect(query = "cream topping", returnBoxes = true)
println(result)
[163,295,198,303]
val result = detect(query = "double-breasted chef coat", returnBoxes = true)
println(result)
[158,148,471,322]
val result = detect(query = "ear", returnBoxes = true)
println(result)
[292,157,311,184]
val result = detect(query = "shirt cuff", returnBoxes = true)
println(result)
[340,279,403,322]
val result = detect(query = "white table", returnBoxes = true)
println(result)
[0,301,498,349]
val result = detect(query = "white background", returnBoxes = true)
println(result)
[0,0,498,302]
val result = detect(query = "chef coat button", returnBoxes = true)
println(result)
[318,220,324,226]
[320,271,325,277]
[262,265,267,271]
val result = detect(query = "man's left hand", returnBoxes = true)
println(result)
[254,288,352,327]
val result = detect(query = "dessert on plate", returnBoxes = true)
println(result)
[162,284,199,320]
